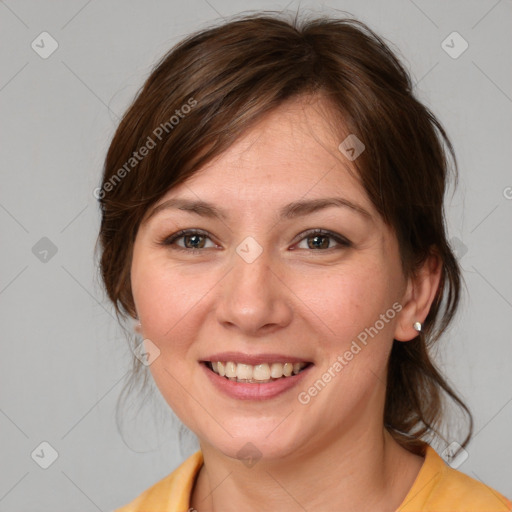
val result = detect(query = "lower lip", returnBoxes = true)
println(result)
[201,363,313,401]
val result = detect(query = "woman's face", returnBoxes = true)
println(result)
[131,96,411,462]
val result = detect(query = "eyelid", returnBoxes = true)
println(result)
[292,228,352,249]
[159,228,217,250]
[158,228,352,252]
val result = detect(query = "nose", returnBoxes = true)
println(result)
[215,243,293,336]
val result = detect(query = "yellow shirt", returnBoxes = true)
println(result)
[115,446,511,511]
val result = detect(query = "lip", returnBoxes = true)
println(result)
[200,360,313,401]
[202,352,312,365]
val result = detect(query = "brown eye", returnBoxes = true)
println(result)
[182,233,207,249]
[306,234,330,249]
[160,229,217,251]
[296,229,351,251]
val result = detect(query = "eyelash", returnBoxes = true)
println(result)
[158,228,351,253]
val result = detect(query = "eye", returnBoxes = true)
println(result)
[158,228,351,253]
[294,229,351,251]
[159,229,218,252]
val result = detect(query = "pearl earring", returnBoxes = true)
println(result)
[413,321,422,332]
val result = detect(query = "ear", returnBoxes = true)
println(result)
[394,250,443,342]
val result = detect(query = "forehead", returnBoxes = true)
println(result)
[151,97,373,218]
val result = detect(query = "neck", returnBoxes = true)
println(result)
[190,426,424,512]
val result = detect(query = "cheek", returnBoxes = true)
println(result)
[131,247,214,343]
[302,267,400,411]
[130,254,210,418]
[298,262,397,344]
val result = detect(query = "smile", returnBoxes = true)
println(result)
[204,361,311,383]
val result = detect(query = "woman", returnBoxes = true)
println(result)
[97,12,512,512]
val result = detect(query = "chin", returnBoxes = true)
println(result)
[213,438,297,463]
[196,420,309,463]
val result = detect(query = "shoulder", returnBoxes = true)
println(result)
[399,445,512,512]
[427,464,512,511]
[113,451,203,512]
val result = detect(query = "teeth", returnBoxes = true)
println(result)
[225,361,237,378]
[208,361,308,381]
[253,363,270,380]
[270,363,284,378]
[236,363,253,380]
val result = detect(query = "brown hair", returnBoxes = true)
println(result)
[96,11,472,454]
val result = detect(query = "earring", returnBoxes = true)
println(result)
[134,320,142,334]
[413,321,422,332]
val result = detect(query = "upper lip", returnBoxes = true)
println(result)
[201,352,312,365]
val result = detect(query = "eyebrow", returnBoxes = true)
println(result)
[145,196,372,223]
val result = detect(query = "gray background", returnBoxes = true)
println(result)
[1,0,511,510]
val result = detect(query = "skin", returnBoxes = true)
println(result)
[130,95,442,512]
